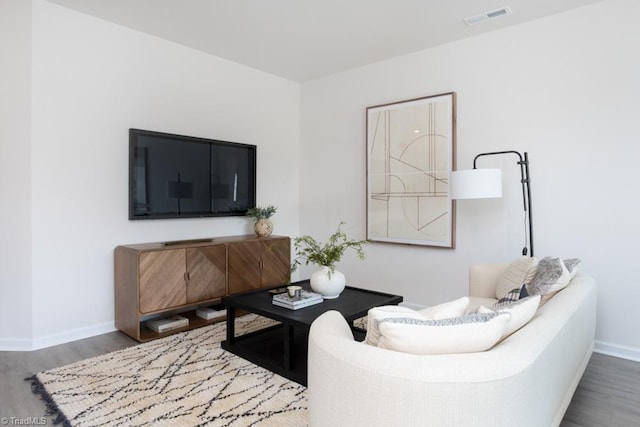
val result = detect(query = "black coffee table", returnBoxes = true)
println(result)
[221,280,402,386]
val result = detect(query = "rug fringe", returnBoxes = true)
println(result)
[25,375,72,427]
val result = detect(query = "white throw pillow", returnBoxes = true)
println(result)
[478,294,541,338]
[376,311,510,355]
[496,257,538,299]
[417,297,470,320]
[364,305,425,346]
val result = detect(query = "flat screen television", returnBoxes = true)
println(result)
[129,128,256,220]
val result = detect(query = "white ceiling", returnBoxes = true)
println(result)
[46,0,602,82]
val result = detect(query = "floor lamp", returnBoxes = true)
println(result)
[450,151,534,257]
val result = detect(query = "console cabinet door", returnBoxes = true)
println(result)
[186,245,227,303]
[260,239,291,287]
[227,241,262,294]
[138,249,186,313]
[227,238,291,294]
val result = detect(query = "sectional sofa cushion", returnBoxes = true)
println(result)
[529,257,580,305]
[376,311,510,355]
[565,258,581,278]
[364,297,470,347]
[495,256,538,299]
[417,296,469,319]
[496,284,529,305]
[478,294,541,338]
[364,305,423,346]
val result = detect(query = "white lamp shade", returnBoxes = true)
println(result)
[450,168,502,199]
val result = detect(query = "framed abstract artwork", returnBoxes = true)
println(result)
[366,92,456,247]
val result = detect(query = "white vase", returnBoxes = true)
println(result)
[310,266,346,299]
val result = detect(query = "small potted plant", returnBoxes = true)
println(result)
[246,205,277,237]
[291,222,366,299]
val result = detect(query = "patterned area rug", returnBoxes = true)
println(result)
[28,315,308,426]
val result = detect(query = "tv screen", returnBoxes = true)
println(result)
[129,129,256,220]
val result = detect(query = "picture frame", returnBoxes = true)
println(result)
[366,92,456,247]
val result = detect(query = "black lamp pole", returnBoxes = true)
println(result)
[472,151,533,257]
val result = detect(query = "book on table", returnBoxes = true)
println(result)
[272,290,323,310]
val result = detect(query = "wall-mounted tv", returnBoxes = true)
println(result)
[129,128,256,220]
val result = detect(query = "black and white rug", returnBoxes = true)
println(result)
[28,315,308,426]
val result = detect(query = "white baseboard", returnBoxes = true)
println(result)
[0,322,116,351]
[0,337,34,351]
[594,340,640,363]
[31,321,117,350]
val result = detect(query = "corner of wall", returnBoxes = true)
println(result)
[0,0,34,350]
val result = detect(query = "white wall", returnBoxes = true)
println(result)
[0,0,33,348]
[0,0,300,350]
[300,0,640,359]
[3,0,638,359]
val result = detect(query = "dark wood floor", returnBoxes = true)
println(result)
[0,331,137,421]
[561,352,640,427]
[1,333,638,426]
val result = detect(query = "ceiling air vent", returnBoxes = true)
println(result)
[464,6,512,26]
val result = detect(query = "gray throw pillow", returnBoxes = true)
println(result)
[528,257,578,305]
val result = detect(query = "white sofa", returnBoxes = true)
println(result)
[307,263,597,427]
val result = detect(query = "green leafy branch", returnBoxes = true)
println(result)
[291,222,366,277]
[246,205,277,222]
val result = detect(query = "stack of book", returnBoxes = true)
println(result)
[272,290,323,310]
[146,315,189,333]
[196,306,227,320]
